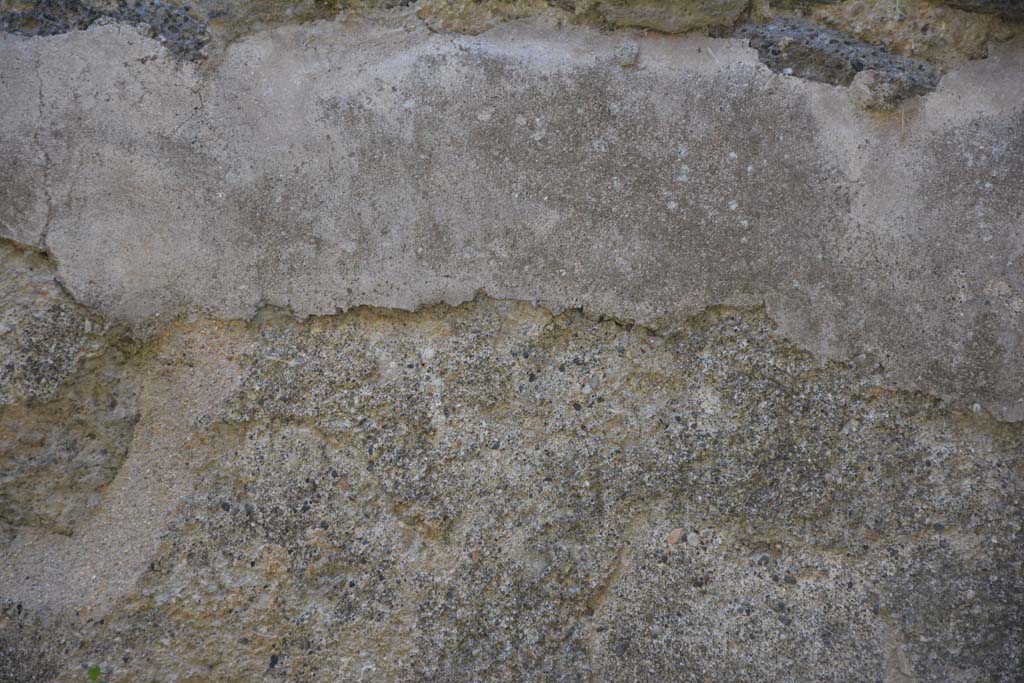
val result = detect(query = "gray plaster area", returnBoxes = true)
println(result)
[1,18,1022,425]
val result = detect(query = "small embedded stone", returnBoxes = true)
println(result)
[614,40,640,68]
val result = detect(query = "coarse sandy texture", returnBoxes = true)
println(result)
[0,242,138,541]
[1,291,1022,682]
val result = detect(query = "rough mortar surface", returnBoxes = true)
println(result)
[2,291,1022,681]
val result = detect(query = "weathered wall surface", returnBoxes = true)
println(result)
[0,1,1022,681]
[2,17,1024,420]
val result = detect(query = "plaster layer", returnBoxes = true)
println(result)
[2,19,1023,420]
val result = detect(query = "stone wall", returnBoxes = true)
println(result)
[1,2,1022,681]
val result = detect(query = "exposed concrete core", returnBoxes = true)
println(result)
[2,288,1022,682]
[0,6,1023,683]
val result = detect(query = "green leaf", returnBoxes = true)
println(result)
[87,665,101,681]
